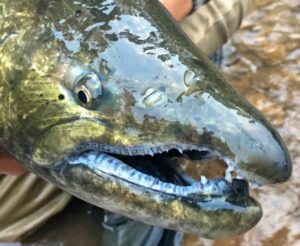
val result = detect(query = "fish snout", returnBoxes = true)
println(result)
[172,86,292,185]
[236,126,292,185]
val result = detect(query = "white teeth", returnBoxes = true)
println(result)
[201,176,208,184]
[225,166,234,182]
[225,170,232,183]
[236,175,244,179]
[148,150,154,156]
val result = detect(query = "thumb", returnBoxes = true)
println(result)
[0,149,26,175]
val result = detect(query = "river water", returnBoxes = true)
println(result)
[183,0,300,245]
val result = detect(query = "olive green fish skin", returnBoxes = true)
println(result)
[0,0,291,239]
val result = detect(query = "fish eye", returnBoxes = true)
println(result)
[73,72,102,109]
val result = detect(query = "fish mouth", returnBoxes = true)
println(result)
[65,144,258,201]
[31,117,289,237]
[30,117,269,239]
[43,143,262,239]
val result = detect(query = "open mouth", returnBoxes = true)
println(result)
[68,144,256,201]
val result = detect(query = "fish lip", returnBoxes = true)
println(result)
[51,142,274,202]
[51,153,262,239]
[63,150,247,200]
[62,142,277,187]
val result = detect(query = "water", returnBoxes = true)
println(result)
[183,0,300,245]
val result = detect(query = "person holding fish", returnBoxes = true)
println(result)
[0,0,255,242]
[162,0,253,55]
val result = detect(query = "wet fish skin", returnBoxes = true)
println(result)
[0,0,291,239]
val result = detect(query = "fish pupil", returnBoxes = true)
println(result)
[77,90,88,104]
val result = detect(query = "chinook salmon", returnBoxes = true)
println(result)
[0,0,292,239]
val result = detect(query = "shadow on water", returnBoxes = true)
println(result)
[21,0,300,245]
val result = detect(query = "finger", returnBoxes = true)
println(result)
[0,150,26,175]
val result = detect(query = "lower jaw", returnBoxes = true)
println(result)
[48,154,262,239]
[32,148,263,239]
[66,150,254,200]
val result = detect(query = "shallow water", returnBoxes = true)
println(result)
[183,0,300,245]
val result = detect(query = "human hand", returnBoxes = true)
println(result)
[0,147,26,175]
[160,0,193,21]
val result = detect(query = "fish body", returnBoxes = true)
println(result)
[0,0,291,239]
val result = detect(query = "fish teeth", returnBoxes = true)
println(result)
[236,175,244,179]
[201,176,208,184]
[148,149,155,156]
[225,171,232,183]
[225,165,234,183]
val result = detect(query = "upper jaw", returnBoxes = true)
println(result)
[29,110,290,239]
[32,117,292,188]
[62,139,288,195]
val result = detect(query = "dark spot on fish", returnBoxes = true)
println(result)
[105,33,118,42]
[36,0,49,15]
[39,93,43,97]
[159,86,166,92]
[58,94,65,100]
[201,130,213,145]
[75,9,82,17]
[157,54,171,62]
